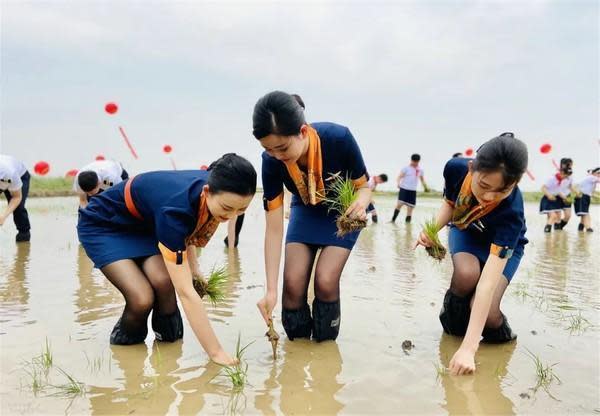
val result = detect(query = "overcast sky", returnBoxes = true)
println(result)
[1,0,598,191]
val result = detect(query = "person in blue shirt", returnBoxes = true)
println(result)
[254,91,371,342]
[415,132,528,376]
[77,154,256,366]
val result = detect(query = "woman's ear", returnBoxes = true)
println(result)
[299,124,309,138]
[203,184,210,194]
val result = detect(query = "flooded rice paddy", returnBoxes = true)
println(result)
[1,195,598,415]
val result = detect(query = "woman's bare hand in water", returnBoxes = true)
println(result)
[449,348,476,375]
[257,291,277,325]
[414,231,434,249]
[210,349,239,366]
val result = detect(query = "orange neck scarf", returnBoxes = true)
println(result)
[186,190,220,248]
[451,171,502,230]
[284,125,325,206]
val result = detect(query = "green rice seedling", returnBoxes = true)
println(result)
[566,311,592,334]
[218,334,253,390]
[422,217,447,261]
[433,362,447,380]
[524,348,561,398]
[512,282,531,302]
[265,318,279,360]
[320,173,367,237]
[32,338,53,373]
[52,367,86,397]
[23,363,45,395]
[193,266,228,306]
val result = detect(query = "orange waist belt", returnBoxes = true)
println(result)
[124,176,144,221]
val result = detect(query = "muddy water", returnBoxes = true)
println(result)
[1,195,598,415]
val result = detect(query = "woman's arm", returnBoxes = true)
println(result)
[227,218,236,249]
[164,257,237,366]
[448,255,507,375]
[541,185,556,200]
[186,245,201,278]
[257,206,284,324]
[420,176,430,192]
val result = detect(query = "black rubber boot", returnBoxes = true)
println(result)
[152,307,184,342]
[481,314,517,344]
[282,303,312,340]
[553,222,562,230]
[110,317,148,345]
[312,298,341,342]
[439,290,471,336]
[405,215,412,223]
[372,214,378,223]
[391,209,400,222]
[544,224,552,233]
[16,231,31,242]
[578,223,585,232]
[559,219,568,229]
[587,228,594,233]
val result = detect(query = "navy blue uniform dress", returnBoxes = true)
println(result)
[443,158,528,282]
[262,122,368,250]
[78,170,209,269]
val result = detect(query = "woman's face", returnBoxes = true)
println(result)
[205,187,253,223]
[259,125,308,163]
[469,163,515,204]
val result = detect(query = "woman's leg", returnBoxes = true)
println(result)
[101,259,155,345]
[439,252,481,336]
[140,255,182,342]
[312,246,352,342]
[281,243,319,340]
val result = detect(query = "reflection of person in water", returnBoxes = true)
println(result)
[0,242,31,310]
[438,334,516,415]
[74,245,121,327]
[88,342,180,415]
[278,340,345,414]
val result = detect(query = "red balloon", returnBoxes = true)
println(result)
[34,161,50,176]
[105,102,118,114]
[200,165,208,170]
[65,169,78,178]
[163,145,173,154]
[465,148,474,156]
[95,154,105,161]
[540,143,552,154]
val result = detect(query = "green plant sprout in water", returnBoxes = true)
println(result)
[33,337,53,373]
[565,311,592,334]
[432,362,447,381]
[218,334,253,391]
[525,348,561,400]
[320,173,367,237]
[51,367,86,397]
[422,217,447,261]
[193,265,229,306]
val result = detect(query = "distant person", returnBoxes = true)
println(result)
[75,159,129,209]
[574,167,600,232]
[391,153,429,223]
[366,173,388,223]
[555,158,575,230]
[415,132,528,376]
[0,154,31,242]
[540,162,573,233]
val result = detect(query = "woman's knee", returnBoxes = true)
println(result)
[314,271,340,302]
[485,310,504,328]
[127,288,154,313]
[450,261,480,296]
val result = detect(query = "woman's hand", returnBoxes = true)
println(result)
[414,231,434,249]
[257,290,278,325]
[345,200,368,221]
[449,347,476,375]
[210,348,240,366]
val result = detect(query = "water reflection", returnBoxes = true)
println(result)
[74,245,121,329]
[0,242,31,322]
[278,339,344,415]
[438,334,516,415]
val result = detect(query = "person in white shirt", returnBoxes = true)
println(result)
[74,160,129,208]
[574,167,600,232]
[539,165,573,232]
[391,154,429,223]
[554,158,576,230]
[0,155,31,242]
[366,173,388,223]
